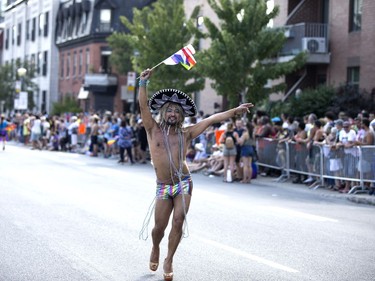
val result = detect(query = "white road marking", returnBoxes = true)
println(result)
[194,235,299,273]
[266,207,339,223]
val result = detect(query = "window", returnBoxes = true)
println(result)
[66,53,70,78]
[101,54,110,73]
[12,25,16,45]
[41,90,47,113]
[79,50,83,75]
[30,54,36,72]
[44,12,49,37]
[85,49,90,74]
[99,9,111,32]
[73,52,77,77]
[42,51,48,76]
[17,23,22,46]
[39,13,44,36]
[349,0,362,32]
[60,54,64,78]
[26,20,30,40]
[5,28,9,49]
[347,67,360,90]
[31,17,36,41]
[81,12,87,33]
[37,52,42,75]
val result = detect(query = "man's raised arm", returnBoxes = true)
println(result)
[138,69,155,130]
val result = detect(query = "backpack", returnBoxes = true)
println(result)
[225,135,235,149]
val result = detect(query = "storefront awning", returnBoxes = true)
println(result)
[84,73,117,87]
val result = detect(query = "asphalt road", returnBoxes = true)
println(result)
[0,144,374,281]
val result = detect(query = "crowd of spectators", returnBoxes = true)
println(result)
[1,108,375,194]
[185,109,375,195]
[0,111,149,165]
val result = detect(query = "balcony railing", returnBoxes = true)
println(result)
[279,23,330,64]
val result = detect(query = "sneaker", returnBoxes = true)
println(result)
[303,177,314,184]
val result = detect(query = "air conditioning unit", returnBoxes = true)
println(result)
[302,37,327,53]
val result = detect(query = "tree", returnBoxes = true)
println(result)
[286,85,335,118]
[0,60,38,112]
[200,0,305,108]
[328,85,375,118]
[0,64,14,112]
[107,0,204,95]
[51,96,81,115]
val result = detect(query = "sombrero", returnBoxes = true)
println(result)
[148,88,197,117]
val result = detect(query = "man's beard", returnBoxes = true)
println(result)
[166,117,178,126]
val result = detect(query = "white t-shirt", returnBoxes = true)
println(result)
[31,119,41,134]
[339,129,356,155]
[370,119,375,133]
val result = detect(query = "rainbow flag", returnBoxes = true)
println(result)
[5,124,16,132]
[163,44,197,70]
[107,136,119,146]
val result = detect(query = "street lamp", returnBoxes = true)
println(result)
[17,67,27,88]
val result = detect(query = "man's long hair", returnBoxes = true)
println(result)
[157,102,185,130]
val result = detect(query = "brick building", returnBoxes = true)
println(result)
[55,0,156,114]
[273,0,375,100]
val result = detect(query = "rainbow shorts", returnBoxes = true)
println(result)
[156,176,193,200]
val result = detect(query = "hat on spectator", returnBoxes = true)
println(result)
[343,121,350,128]
[335,119,343,126]
[271,117,281,123]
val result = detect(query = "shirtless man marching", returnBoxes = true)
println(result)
[138,69,253,281]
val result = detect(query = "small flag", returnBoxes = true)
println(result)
[5,124,16,132]
[163,44,197,70]
[107,136,119,146]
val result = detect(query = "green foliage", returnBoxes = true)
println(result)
[328,85,375,118]
[107,0,204,95]
[268,85,375,120]
[0,64,14,112]
[282,85,336,117]
[0,60,38,112]
[51,96,81,115]
[200,0,305,108]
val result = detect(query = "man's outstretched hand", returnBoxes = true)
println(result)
[234,103,254,116]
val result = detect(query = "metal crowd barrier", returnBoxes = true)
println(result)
[256,138,375,194]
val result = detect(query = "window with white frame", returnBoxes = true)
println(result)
[349,0,362,32]
[99,9,111,32]
[39,13,44,36]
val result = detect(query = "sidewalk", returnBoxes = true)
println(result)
[258,175,375,207]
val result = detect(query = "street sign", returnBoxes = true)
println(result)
[127,71,136,87]
[121,85,133,101]
[14,92,28,110]
[15,81,21,93]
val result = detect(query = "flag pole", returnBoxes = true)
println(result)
[136,60,164,79]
